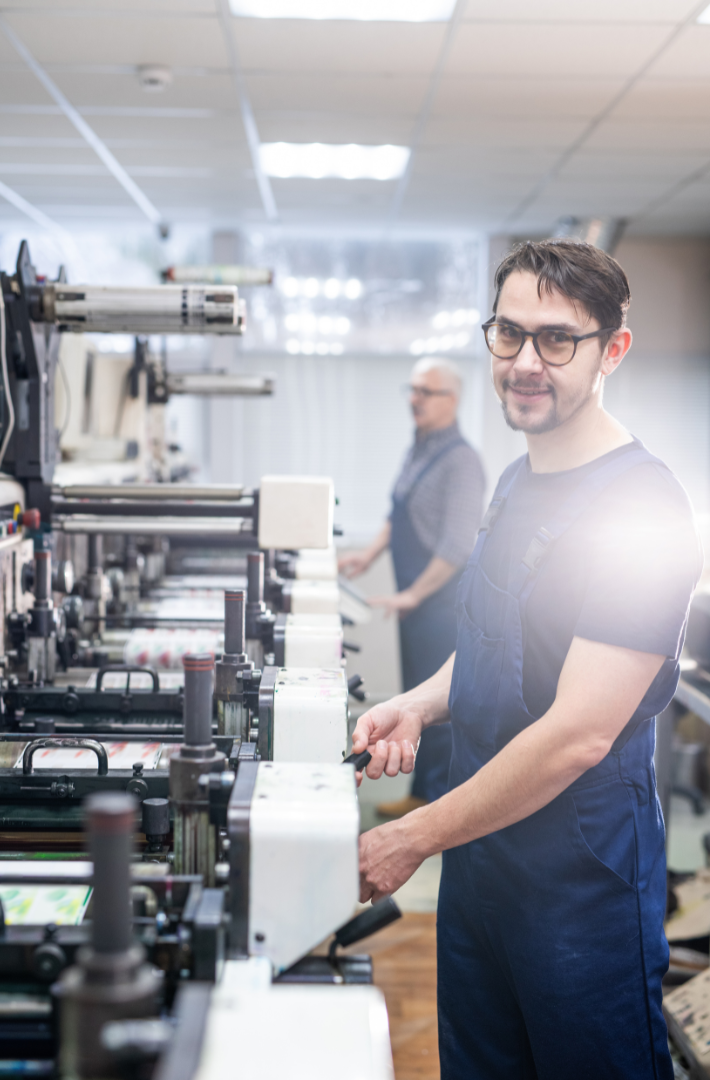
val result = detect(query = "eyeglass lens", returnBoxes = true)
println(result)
[486,323,575,366]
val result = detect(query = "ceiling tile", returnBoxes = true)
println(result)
[421,116,588,150]
[583,118,710,152]
[446,22,672,78]
[233,19,446,75]
[463,0,698,22]
[641,25,710,79]
[431,75,626,120]
[246,73,429,115]
[256,112,414,144]
[3,11,229,67]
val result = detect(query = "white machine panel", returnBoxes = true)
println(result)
[294,546,338,580]
[273,667,348,763]
[285,613,343,668]
[258,475,334,550]
[195,969,393,1080]
[288,579,340,614]
[249,762,359,973]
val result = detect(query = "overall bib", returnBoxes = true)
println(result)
[438,445,675,1080]
[391,436,465,803]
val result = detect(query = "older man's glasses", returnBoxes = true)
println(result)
[402,384,454,399]
[482,318,617,367]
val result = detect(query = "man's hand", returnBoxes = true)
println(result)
[351,697,424,785]
[338,551,372,579]
[359,817,426,903]
[369,589,419,619]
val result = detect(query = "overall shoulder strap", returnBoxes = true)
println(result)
[406,433,468,493]
[509,444,667,598]
[466,455,528,570]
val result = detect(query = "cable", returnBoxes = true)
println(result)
[58,348,71,440]
[0,286,15,469]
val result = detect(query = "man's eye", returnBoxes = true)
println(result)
[548,331,571,345]
[498,325,519,340]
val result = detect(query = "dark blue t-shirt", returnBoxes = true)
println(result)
[480,439,703,720]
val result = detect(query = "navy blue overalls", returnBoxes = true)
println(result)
[391,434,465,802]
[438,445,675,1079]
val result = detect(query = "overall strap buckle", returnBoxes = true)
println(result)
[478,496,506,536]
[522,527,554,573]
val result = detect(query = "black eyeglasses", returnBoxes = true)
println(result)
[401,384,454,399]
[482,318,617,367]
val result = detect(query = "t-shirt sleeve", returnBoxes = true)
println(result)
[574,465,703,659]
[433,447,486,567]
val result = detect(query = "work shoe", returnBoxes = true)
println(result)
[376,795,427,818]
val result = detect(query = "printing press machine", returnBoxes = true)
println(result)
[0,242,396,1077]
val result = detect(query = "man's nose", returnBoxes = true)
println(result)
[511,337,545,377]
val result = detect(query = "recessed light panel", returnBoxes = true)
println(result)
[260,143,410,181]
[229,0,455,20]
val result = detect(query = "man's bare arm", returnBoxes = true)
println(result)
[350,654,455,781]
[338,522,391,578]
[370,555,458,616]
[358,637,664,901]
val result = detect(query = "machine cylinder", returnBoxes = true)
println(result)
[87,792,135,955]
[34,550,51,603]
[43,283,244,335]
[88,534,103,572]
[142,797,170,843]
[247,552,264,605]
[224,590,246,656]
[183,653,214,747]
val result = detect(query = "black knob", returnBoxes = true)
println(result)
[32,941,68,981]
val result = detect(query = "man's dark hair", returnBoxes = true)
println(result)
[492,239,631,339]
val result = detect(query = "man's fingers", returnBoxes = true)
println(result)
[366,739,389,779]
[401,739,416,775]
[384,742,402,777]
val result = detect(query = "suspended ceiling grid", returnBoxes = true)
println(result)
[0,1,710,235]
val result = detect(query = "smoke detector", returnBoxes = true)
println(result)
[137,65,173,92]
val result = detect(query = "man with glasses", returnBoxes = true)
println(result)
[339,357,484,817]
[350,240,702,1079]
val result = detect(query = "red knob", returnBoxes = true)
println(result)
[20,509,41,530]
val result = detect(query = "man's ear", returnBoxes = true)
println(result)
[601,328,632,376]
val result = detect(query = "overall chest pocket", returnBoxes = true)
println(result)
[450,578,511,752]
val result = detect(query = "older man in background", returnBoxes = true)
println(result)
[340,357,485,816]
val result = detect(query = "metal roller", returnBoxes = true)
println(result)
[215,591,254,739]
[40,283,245,335]
[57,793,161,1080]
[164,264,273,286]
[170,654,226,885]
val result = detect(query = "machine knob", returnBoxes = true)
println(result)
[32,940,68,981]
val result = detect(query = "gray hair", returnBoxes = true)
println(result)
[411,356,463,397]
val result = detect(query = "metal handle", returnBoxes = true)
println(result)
[23,738,109,776]
[343,749,372,771]
[96,665,160,692]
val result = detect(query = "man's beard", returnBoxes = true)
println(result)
[498,366,602,435]
[500,380,559,434]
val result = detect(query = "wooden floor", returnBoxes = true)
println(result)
[366,912,440,1080]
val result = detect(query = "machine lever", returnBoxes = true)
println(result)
[23,737,109,776]
[347,674,366,702]
[343,749,372,771]
[329,896,402,958]
[96,665,161,693]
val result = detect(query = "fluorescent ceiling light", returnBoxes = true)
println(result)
[260,142,409,181]
[230,0,455,20]
[698,3,710,20]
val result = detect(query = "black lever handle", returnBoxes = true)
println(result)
[347,674,366,702]
[329,895,402,957]
[342,641,361,653]
[343,749,372,771]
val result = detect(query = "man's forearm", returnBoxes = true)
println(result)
[366,521,391,564]
[397,652,456,728]
[403,638,665,859]
[407,556,458,605]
